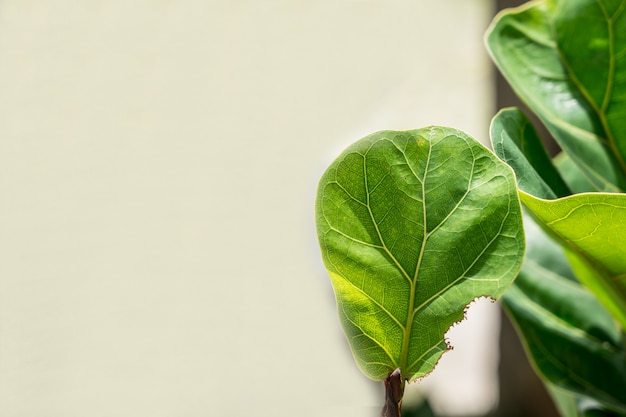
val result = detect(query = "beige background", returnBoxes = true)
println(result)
[0,1,497,416]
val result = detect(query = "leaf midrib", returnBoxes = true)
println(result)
[494,7,625,192]
[550,0,626,180]
[359,136,514,378]
[387,138,492,375]
[398,137,432,375]
[371,137,487,375]
[359,137,430,376]
[358,139,414,376]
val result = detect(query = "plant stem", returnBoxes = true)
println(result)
[381,368,404,417]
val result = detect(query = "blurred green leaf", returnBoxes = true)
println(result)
[401,398,436,417]
[549,384,626,417]
[315,128,524,381]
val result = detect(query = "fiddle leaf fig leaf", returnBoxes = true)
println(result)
[486,0,626,192]
[520,192,626,330]
[315,127,524,382]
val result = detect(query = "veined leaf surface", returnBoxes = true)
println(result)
[315,127,524,381]
[520,192,626,329]
[486,0,626,192]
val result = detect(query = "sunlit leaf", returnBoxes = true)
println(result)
[486,0,626,192]
[520,191,626,330]
[315,127,524,381]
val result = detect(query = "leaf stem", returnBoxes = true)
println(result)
[381,368,404,417]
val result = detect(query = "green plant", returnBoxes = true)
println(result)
[315,0,626,416]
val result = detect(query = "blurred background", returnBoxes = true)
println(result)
[0,1,556,416]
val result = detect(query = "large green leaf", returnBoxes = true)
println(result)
[486,0,626,192]
[520,192,626,329]
[489,104,626,413]
[504,217,626,414]
[315,127,524,381]
[490,107,570,199]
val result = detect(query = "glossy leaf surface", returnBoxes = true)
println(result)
[520,192,626,329]
[316,127,524,381]
[486,0,626,192]
[490,107,570,199]
[504,218,626,413]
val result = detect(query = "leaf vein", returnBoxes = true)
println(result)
[414,197,512,314]
[363,145,414,286]
[338,276,406,331]
[406,341,446,375]
[427,142,476,236]
[326,227,384,249]
[341,311,398,369]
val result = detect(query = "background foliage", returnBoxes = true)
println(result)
[488,0,626,415]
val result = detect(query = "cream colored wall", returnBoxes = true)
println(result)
[0,2,496,416]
